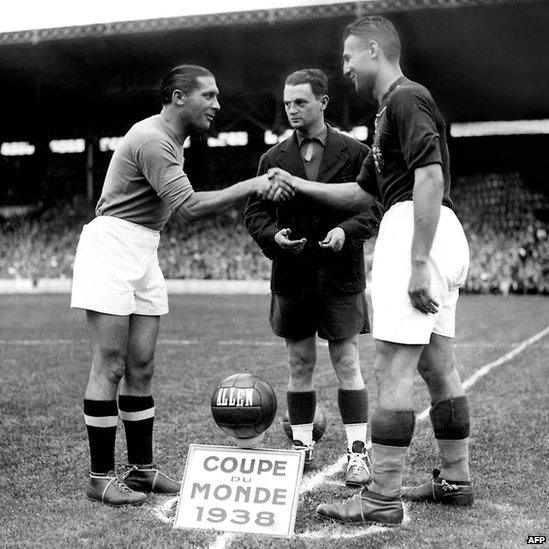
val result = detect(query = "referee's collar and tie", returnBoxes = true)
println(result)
[296,124,328,180]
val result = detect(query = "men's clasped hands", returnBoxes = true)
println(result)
[255,167,297,203]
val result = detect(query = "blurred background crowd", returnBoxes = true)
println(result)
[1,172,547,294]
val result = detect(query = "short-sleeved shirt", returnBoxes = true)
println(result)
[96,114,194,231]
[357,77,452,212]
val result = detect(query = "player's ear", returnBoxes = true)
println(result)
[369,40,380,59]
[172,89,186,106]
[320,95,329,111]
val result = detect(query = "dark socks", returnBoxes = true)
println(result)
[118,395,155,465]
[338,388,369,452]
[84,399,118,474]
[286,390,316,445]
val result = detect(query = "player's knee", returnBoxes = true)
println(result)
[97,343,127,367]
[126,359,155,386]
[416,357,432,381]
[130,354,155,372]
[288,353,315,381]
[91,358,126,388]
[418,356,457,382]
[94,345,127,380]
[124,372,153,392]
[332,355,360,380]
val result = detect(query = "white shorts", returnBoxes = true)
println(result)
[371,201,469,345]
[71,216,169,316]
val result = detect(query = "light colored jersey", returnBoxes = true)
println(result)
[96,114,193,231]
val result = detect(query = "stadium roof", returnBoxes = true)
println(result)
[1,0,547,141]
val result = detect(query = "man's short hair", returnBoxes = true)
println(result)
[160,64,214,104]
[344,16,401,61]
[285,69,328,98]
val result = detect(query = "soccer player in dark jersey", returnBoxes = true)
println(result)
[270,16,473,525]
[70,64,293,506]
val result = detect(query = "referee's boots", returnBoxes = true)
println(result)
[87,471,147,506]
[292,440,315,472]
[122,464,181,494]
[401,468,474,506]
[345,441,372,487]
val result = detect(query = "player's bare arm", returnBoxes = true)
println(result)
[175,173,293,224]
[409,163,444,315]
[268,168,376,213]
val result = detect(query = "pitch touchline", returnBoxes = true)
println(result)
[206,324,549,548]
[2,338,545,350]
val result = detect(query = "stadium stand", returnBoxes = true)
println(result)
[0,173,547,294]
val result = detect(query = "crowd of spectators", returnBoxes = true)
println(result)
[452,173,548,294]
[0,173,547,294]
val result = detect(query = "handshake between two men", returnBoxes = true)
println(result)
[253,167,347,254]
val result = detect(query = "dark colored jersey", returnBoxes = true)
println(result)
[357,77,452,211]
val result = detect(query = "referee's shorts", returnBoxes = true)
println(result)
[371,200,469,345]
[270,288,370,341]
[71,215,169,316]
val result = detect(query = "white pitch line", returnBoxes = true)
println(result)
[2,338,547,350]
[218,339,330,348]
[157,339,198,345]
[151,496,178,524]
[462,324,549,390]
[209,532,235,549]
[300,525,387,539]
[207,324,549,549]
[0,339,76,345]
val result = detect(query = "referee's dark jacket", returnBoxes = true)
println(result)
[244,125,379,296]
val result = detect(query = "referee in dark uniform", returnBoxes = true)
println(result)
[245,69,379,486]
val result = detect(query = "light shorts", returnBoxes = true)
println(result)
[70,215,169,316]
[371,201,469,345]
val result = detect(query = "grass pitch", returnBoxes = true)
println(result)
[1,294,548,548]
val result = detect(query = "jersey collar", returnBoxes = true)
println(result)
[380,76,408,103]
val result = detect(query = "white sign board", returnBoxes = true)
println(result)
[174,444,304,538]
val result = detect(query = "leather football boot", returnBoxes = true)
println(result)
[87,471,147,506]
[402,468,474,506]
[317,489,404,526]
[122,464,181,494]
[345,441,372,487]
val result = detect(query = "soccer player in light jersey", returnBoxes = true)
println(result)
[71,65,293,506]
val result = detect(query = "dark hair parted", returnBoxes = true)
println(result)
[344,16,401,61]
[285,68,328,98]
[160,64,214,105]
